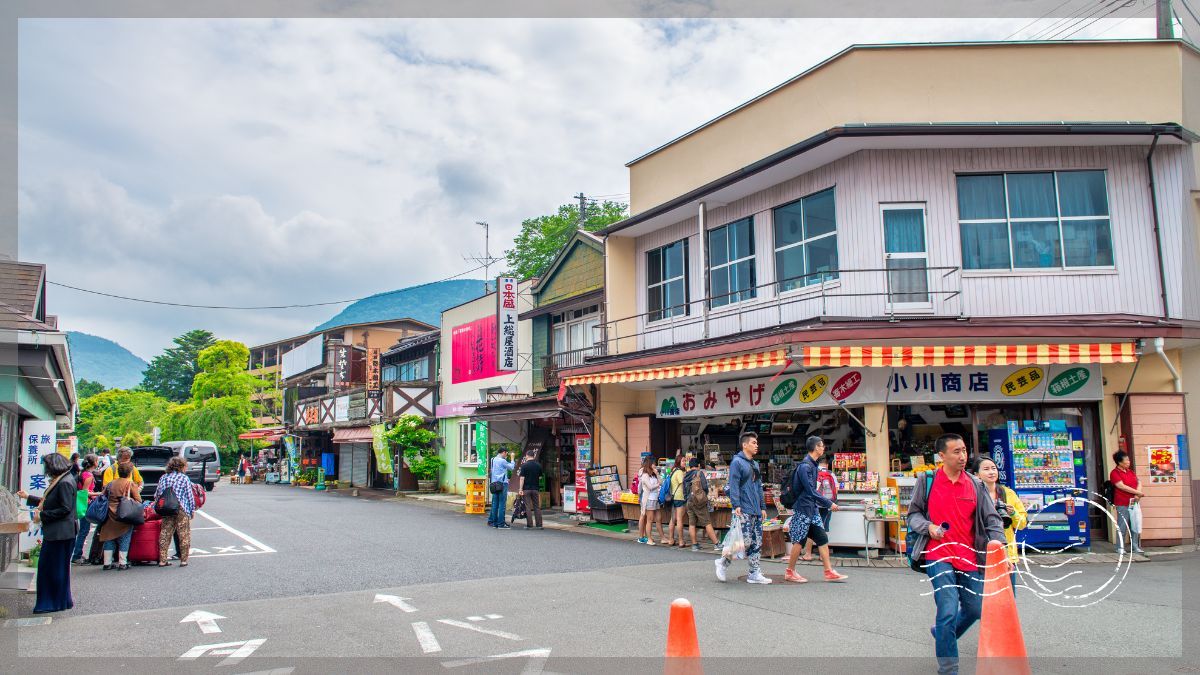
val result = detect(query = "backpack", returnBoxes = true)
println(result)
[658,469,675,504]
[155,486,181,516]
[1102,479,1115,505]
[192,482,207,510]
[687,471,707,508]
[905,471,936,573]
[779,466,800,511]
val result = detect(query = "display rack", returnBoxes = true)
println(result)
[585,465,626,524]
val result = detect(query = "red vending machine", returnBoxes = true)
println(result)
[574,435,592,514]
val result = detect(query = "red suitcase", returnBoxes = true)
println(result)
[129,519,162,564]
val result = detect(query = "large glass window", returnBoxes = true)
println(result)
[458,421,476,465]
[383,357,429,383]
[773,188,838,292]
[551,305,601,359]
[957,170,1113,270]
[708,217,756,307]
[646,239,689,321]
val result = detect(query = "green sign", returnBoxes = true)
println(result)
[371,424,393,474]
[771,378,798,406]
[660,397,679,416]
[475,421,489,476]
[1047,367,1090,397]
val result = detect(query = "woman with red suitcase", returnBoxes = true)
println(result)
[154,456,197,567]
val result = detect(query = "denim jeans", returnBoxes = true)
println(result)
[72,517,91,560]
[926,559,984,675]
[1115,505,1142,553]
[104,528,133,554]
[488,484,508,526]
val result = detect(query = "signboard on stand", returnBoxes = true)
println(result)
[20,420,56,552]
[496,276,519,372]
[281,435,296,484]
[574,434,592,513]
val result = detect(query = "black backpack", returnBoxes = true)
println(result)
[1102,479,1115,505]
[905,472,936,573]
[779,466,800,510]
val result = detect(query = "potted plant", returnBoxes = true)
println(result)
[27,540,41,569]
[385,414,442,492]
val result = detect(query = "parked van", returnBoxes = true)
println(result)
[161,440,221,490]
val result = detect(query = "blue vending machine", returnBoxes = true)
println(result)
[987,420,1090,551]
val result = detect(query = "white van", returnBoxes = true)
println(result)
[161,440,221,490]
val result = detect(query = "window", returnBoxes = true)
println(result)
[773,188,837,292]
[957,170,1113,270]
[383,357,429,383]
[458,421,477,465]
[646,239,689,321]
[708,218,756,308]
[551,305,601,354]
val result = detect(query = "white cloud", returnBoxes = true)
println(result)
[17,17,1156,360]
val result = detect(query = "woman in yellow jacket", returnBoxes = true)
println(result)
[970,455,1028,594]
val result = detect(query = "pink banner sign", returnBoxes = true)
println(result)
[452,315,512,384]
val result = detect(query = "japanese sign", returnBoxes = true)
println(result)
[475,421,489,476]
[371,424,393,475]
[451,316,511,383]
[1147,445,1178,484]
[334,395,349,422]
[496,276,519,372]
[20,420,56,552]
[656,364,1103,418]
[366,348,382,399]
[333,345,350,388]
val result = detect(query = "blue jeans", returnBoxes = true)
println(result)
[926,560,984,675]
[72,517,91,560]
[104,528,133,554]
[488,484,508,526]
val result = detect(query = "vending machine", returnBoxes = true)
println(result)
[987,420,1090,551]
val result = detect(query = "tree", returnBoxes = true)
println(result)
[191,340,259,401]
[385,414,442,480]
[503,200,627,280]
[75,379,106,399]
[140,329,217,402]
[75,389,171,450]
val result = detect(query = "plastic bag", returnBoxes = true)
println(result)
[722,514,747,560]
[1129,502,1143,533]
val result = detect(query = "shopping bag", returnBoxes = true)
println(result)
[722,514,747,560]
[1129,502,1143,533]
[85,493,109,525]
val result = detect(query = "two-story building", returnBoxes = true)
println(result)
[558,40,1200,549]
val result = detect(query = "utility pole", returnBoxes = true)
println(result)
[476,221,490,293]
[575,192,588,231]
[1157,0,1175,38]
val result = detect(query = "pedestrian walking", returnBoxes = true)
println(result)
[517,451,544,529]
[636,457,663,545]
[1109,450,1145,555]
[784,436,847,583]
[969,454,1028,593]
[906,434,1005,675]
[683,457,720,552]
[801,454,838,562]
[97,462,139,570]
[71,454,102,564]
[155,456,196,567]
[17,452,77,613]
[488,449,514,529]
[715,431,771,584]
[667,454,687,547]
[235,453,248,484]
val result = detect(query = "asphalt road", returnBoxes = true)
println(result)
[4,482,1199,673]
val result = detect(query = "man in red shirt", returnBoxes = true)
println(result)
[1109,450,1146,555]
[907,434,1005,675]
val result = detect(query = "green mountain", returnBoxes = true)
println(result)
[311,279,488,332]
[66,331,148,390]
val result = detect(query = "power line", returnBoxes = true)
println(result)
[1041,0,1129,40]
[1060,0,1142,38]
[48,262,492,311]
[1024,0,1101,40]
[1004,0,1092,40]
[1093,1,1156,36]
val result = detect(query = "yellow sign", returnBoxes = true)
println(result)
[1001,366,1043,397]
[798,374,830,404]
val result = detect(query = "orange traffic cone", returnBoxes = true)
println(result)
[665,598,701,675]
[977,540,1030,675]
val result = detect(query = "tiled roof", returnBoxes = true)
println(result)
[0,261,45,318]
[0,300,53,331]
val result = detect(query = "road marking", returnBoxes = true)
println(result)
[191,526,222,530]
[4,617,52,627]
[232,669,294,675]
[181,610,225,634]
[195,510,277,553]
[412,622,442,654]
[180,639,265,666]
[215,546,243,554]
[374,594,418,612]
[484,614,503,620]
[441,648,551,670]
[437,618,522,641]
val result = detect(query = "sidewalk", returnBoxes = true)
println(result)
[392,490,1193,566]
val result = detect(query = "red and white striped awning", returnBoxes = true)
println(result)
[559,348,789,389]
[798,342,1138,368]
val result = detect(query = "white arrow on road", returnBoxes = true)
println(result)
[180,610,226,634]
[374,594,417,613]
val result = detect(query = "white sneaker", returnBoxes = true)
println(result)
[747,571,773,585]
[714,557,728,582]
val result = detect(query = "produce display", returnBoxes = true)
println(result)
[617,491,640,505]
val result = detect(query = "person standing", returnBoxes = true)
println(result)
[636,457,663,545]
[667,455,687,547]
[784,436,847,583]
[715,431,771,584]
[96,448,113,472]
[969,454,1028,593]
[155,456,197,567]
[97,462,138,570]
[1110,450,1146,555]
[907,434,1006,675]
[17,452,77,613]
[684,457,720,552]
[488,449,514,529]
[71,454,102,564]
[102,447,143,496]
[517,452,544,530]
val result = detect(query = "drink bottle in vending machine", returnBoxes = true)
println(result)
[988,420,1089,550]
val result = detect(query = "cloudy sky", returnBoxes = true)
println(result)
[18,15,1157,361]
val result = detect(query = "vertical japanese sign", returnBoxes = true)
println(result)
[20,420,57,552]
[575,434,592,513]
[333,345,350,388]
[282,435,297,484]
[497,276,519,372]
[475,421,489,476]
[366,348,382,399]
[371,424,393,474]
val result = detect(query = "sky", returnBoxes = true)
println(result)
[17,15,1158,362]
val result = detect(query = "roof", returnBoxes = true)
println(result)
[0,260,46,324]
[530,230,605,295]
[383,330,441,357]
[311,279,486,333]
[0,300,53,331]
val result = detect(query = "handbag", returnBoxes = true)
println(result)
[76,486,89,519]
[192,482,207,510]
[115,488,146,525]
[155,487,180,516]
[490,480,504,494]
[85,492,109,525]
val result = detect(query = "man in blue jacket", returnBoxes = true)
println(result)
[488,449,514,529]
[715,431,771,584]
[784,436,847,583]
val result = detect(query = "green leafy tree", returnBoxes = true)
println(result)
[385,414,443,480]
[191,340,259,401]
[140,329,217,402]
[75,379,106,399]
[93,434,114,451]
[75,389,172,449]
[504,200,627,280]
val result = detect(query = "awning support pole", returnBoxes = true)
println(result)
[791,346,876,438]
[1109,357,1142,435]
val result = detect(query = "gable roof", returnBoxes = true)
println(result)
[531,230,605,295]
[0,260,46,322]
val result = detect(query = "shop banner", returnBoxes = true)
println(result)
[1147,445,1178,484]
[496,276,519,372]
[656,363,1103,418]
[366,347,382,399]
[475,421,489,476]
[452,316,512,384]
[335,396,350,422]
[281,435,296,484]
[372,424,393,474]
[20,420,56,552]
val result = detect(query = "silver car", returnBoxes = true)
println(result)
[161,440,221,491]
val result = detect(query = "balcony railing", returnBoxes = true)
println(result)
[542,343,609,389]
[589,266,963,356]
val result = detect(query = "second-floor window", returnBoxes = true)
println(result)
[773,187,837,292]
[552,305,600,356]
[957,170,1113,270]
[383,357,429,383]
[647,239,689,321]
[708,217,756,308]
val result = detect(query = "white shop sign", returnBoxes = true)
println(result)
[20,419,57,551]
[334,395,350,422]
[655,363,1102,418]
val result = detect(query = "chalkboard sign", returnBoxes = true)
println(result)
[585,465,626,524]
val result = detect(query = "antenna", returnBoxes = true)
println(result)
[462,221,496,294]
